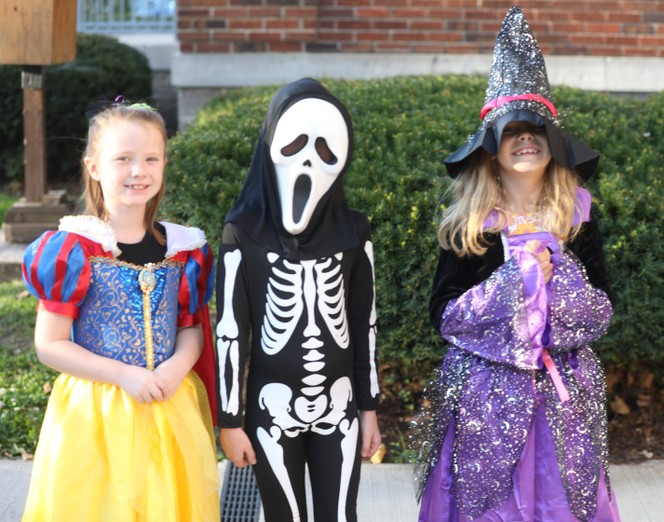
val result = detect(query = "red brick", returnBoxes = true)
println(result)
[247,31,284,42]
[211,8,245,18]
[179,8,211,18]
[427,32,464,43]
[392,8,429,18]
[392,31,428,42]
[303,19,318,30]
[446,20,480,32]
[337,0,371,5]
[357,8,390,18]
[207,20,227,29]
[586,22,623,33]
[189,0,232,5]
[235,41,268,52]
[428,9,460,19]
[643,12,664,23]
[607,12,643,23]
[283,31,317,41]
[606,35,641,47]
[410,0,444,6]
[412,43,449,53]
[197,42,232,52]
[283,8,317,17]
[248,8,281,17]
[266,19,301,29]
[338,42,375,51]
[179,32,211,42]
[411,21,445,31]
[319,8,354,18]
[587,46,623,56]
[229,19,262,29]
[374,20,408,30]
[638,34,664,46]
[318,31,355,42]
[623,23,656,35]
[374,43,412,52]
[625,47,658,56]
[338,20,372,30]
[356,31,390,42]
[269,42,303,52]
[569,34,607,45]
[213,32,243,41]
[550,21,585,34]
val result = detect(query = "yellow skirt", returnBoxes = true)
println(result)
[22,373,220,522]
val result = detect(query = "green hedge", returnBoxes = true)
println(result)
[163,76,664,406]
[0,34,152,188]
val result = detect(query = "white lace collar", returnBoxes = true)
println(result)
[58,215,207,259]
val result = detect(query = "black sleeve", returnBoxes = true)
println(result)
[429,234,505,331]
[215,223,252,428]
[347,213,380,410]
[566,213,615,304]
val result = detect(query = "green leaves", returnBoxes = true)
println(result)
[164,75,664,403]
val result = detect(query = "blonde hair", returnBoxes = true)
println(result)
[82,104,168,245]
[438,150,584,257]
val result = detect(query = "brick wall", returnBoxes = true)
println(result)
[177,0,664,57]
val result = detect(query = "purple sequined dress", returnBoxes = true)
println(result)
[414,192,620,522]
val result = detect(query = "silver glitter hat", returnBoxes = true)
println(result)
[444,6,599,180]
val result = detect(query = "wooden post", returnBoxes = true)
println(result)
[22,67,46,203]
[0,0,77,243]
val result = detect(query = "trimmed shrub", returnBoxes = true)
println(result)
[0,34,152,188]
[163,76,664,411]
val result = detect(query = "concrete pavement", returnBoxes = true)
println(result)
[2,458,664,521]
[2,230,663,521]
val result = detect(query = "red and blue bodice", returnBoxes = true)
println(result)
[22,216,214,370]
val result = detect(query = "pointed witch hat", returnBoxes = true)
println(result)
[444,6,599,180]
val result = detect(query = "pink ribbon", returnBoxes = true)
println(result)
[480,94,557,120]
[541,349,570,403]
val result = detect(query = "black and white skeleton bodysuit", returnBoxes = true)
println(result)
[216,78,380,522]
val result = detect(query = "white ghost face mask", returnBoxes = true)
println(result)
[270,98,349,235]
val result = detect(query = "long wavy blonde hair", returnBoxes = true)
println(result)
[438,150,584,257]
[82,104,168,245]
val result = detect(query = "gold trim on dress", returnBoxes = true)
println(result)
[138,264,156,370]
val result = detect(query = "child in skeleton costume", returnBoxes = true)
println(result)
[216,78,381,522]
[412,8,621,522]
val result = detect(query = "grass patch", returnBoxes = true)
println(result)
[0,193,18,223]
[0,279,56,457]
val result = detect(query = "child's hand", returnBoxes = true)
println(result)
[525,240,553,284]
[118,365,164,403]
[219,428,257,468]
[153,357,187,401]
[359,410,382,459]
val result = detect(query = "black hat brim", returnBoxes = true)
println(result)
[444,109,599,181]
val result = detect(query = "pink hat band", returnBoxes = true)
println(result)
[480,93,557,120]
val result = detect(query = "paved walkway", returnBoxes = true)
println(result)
[2,458,664,521]
[2,230,664,521]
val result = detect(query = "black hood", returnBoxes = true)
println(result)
[225,78,359,260]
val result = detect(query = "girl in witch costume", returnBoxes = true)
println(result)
[215,78,381,522]
[412,7,621,522]
[21,101,219,521]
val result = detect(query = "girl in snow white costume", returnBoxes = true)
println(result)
[413,7,621,522]
[21,101,219,521]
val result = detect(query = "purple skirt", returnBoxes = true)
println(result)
[418,404,621,522]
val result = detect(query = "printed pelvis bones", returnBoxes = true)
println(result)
[217,249,369,519]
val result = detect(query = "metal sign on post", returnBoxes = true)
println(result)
[0,0,77,243]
